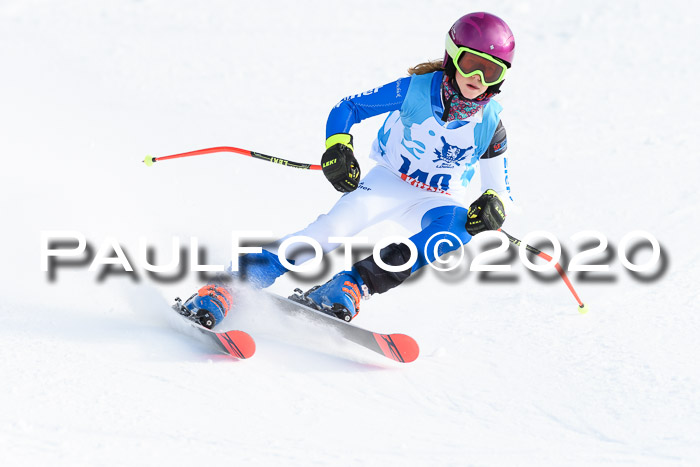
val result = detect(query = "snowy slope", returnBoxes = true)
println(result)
[2,0,700,465]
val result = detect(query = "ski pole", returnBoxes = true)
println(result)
[143,146,322,171]
[499,229,588,314]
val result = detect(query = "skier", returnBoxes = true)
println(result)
[181,12,516,328]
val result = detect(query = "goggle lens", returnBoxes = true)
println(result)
[455,49,506,86]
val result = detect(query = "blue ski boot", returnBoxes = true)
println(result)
[173,251,287,329]
[291,268,370,322]
[174,284,233,329]
[230,249,289,288]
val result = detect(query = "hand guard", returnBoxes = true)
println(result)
[465,189,506,236]
[321,133,361,192]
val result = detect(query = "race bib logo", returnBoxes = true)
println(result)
[433,136,472,169]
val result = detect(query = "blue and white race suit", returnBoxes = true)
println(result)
[274,71,514,293]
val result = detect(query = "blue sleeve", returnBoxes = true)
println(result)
[326,77,411,138]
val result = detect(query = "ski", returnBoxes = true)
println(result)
[263,291,419,363]
[171,299,256,359]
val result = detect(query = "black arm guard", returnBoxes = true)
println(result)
[480,120,508,159]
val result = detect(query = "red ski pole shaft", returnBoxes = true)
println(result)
[143,146,322,171]
[499,229,588,313]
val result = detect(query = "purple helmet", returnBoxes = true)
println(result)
[443,12,515,68]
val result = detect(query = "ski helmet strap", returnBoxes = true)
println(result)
[444,59,457,79]
[441,91,456,122]
[450,76,465,99]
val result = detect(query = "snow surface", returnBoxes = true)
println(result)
[2,0,700,465]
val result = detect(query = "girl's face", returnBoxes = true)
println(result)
[454,72,488,99]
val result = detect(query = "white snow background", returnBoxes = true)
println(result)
[1,0,699,465]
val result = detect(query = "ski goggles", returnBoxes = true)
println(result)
[445,34,508,86]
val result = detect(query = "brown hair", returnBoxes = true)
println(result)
[407,59,444,76]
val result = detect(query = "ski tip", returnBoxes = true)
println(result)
[391,334,420,363]
[217,330,256,359]
[374,333,420,363]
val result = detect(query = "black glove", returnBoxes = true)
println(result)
[465,189,506,235]
[321,133,361,192]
